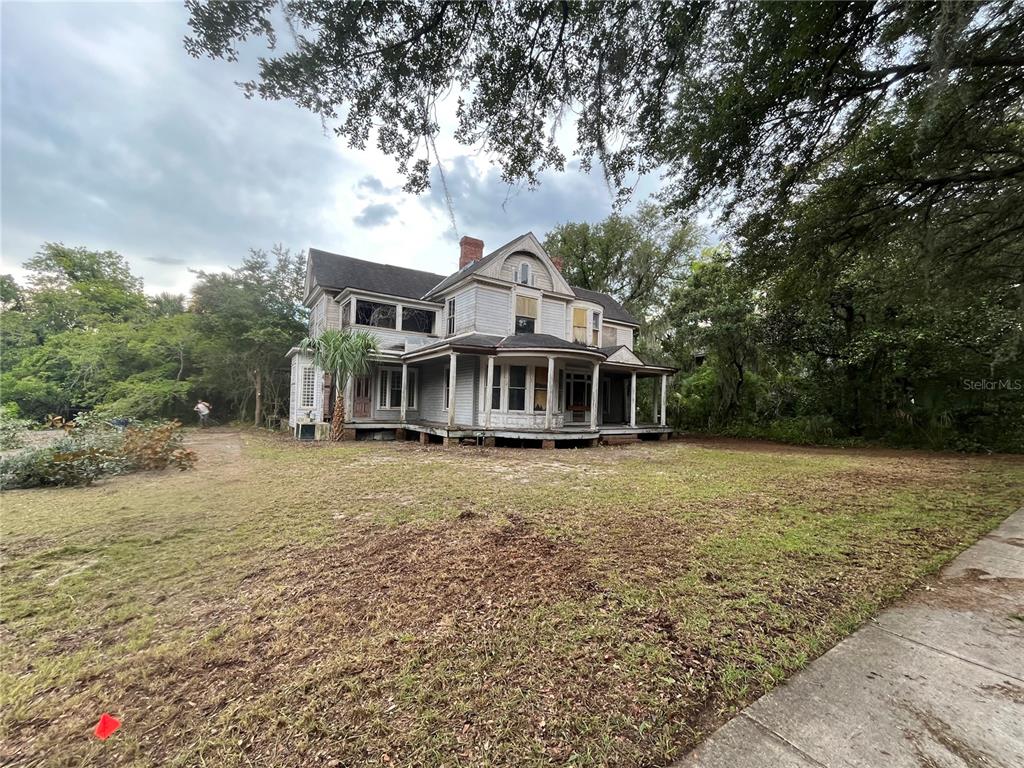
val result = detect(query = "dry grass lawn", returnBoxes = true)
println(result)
[1,430,1021,767]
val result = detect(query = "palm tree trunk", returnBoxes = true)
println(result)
[331,374,346,440]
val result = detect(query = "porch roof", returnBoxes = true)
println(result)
[401,332,605,361]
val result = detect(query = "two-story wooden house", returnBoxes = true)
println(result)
[288,233,674,446]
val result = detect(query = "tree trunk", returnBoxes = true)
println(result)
[254,368,263,428]
[331,375,346,440]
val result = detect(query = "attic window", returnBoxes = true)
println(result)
[517,263,530,285]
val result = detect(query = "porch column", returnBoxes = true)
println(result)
[630,371,637,427]
[590,361,600,430]
[660,374,668,426]
[485,355,494,428]
[400,362,408,422]
[447,350,458,428]
[545,355,555,430]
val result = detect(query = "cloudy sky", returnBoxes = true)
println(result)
[1,2,667,295]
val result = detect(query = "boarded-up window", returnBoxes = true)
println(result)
[300,367,316,408]
[604,326,616,346]
[515,296,538,335]
[572,307,588,343]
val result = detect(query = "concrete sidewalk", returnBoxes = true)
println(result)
[678,508,1024,768]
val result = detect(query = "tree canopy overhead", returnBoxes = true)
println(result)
[186,1,1023,274]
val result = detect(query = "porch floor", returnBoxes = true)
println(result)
[342,420,671,442]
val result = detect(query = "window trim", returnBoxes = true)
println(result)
[400,306,435,335]
[377,367,417,410]
[299,366,316,409]
[507,364,527,412]
[354,298,397,329]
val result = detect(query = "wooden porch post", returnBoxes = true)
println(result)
[630,370,637,428]
[447,351,458,428]
[590,361,600,430]
[660,374,668,427]
[545,355,555,430]
[485,355,494,428]
[400,362,408,422]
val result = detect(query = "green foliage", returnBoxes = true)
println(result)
[544,203,701,322]
[191,246,307,424]
[1,243,305,425]
[299,329,379,439]
[0,404,32,451]
[0,420,195,490]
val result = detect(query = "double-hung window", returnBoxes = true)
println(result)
[491,366,502,410]
[592,312,601,346]
[378,368,416,409]
[534,366,548,411]
[517,263,531,285]
[443,365,450,409]
[508,365,527,411]
[515,295,538,335]
[572,307,588,343]
[447,298,456,335]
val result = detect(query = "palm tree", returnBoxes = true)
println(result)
[299,329,379,440]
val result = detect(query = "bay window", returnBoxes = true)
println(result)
[572,307,588,343]
[533,366,548,411]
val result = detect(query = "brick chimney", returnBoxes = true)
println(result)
[459,236,484,270]
[550,254,564,273]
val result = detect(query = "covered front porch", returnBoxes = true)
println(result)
[331,334,674,446]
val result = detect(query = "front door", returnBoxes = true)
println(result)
[353,375,371,419]
[566,372,592,423]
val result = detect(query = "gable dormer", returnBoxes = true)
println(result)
[473,232,574,295]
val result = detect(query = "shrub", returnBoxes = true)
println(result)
[0,403,32,451]
[0,419,195,490]
[121,421,196,471]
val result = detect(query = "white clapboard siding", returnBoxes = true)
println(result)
[541,297,567,339]
[502,253,554,291]
[475,285,512,335]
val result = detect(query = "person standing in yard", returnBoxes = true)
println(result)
[193,400,211,428]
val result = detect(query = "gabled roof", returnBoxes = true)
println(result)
[308,248,447,301]
[571,286,638,325]
[306,245,639,324]
[423,233,534,298]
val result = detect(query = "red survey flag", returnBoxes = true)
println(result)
[93,713,121,740]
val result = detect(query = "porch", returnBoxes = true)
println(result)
[341,419,672,447]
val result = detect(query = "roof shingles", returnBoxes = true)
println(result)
[306,246,639,325]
